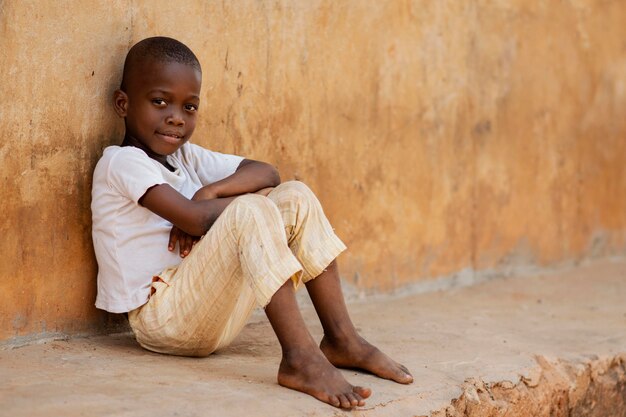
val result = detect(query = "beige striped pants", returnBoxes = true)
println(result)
[128,181,346,357]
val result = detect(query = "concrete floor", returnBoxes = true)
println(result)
[1,259,625,417]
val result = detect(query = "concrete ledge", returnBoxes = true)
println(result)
[1,259,625,416]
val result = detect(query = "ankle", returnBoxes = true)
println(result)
[322,329,361,346]
[281,345,320,365]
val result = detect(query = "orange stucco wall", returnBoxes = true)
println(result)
[2,0,626,343]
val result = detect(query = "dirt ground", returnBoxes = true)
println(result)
[1,259,625,417]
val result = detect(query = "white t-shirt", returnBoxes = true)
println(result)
[91,143,244,313]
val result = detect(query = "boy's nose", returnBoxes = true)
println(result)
[165,112,185,126]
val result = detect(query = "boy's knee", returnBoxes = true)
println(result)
[277,180,311,194]
[273,181,316,203]
[225,194,283,237]
[230,194,279,219]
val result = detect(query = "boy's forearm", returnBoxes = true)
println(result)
[140,184,238,237]
[197,159,280,200]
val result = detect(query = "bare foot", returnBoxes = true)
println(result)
[320,335,413,384]
[277,348,372,408]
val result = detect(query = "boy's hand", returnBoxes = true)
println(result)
[168,226,199,258]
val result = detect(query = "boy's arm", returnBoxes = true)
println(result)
[139,184,237,237]
[193,159,280,200]
[141,159,279,256]
[156,184,274,258]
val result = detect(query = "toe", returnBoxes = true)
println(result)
[350,388,366,406]
[328,395,341,408]
[346,392,360,407]
[397,365,413,384]
[338,394,352,409]
[354,385,372,399]
[394,370,413,384]
[383,361,413,384]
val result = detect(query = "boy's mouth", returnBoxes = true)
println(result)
[156,131,184,144]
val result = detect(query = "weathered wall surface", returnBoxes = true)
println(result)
[1,0,626,342]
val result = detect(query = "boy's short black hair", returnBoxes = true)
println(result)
[121,36,201,90]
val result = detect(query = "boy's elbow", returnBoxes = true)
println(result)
[189,223,208,237]
[178,220,206,237]
[240,159,280,187]
[271,168,280,187]
[195,212,219,236]
[182,208,215,236]
[269,165,281,187]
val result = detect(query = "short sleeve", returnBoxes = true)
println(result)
[184,143,244,185]
[107,148,165,204]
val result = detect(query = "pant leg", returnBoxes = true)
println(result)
[267,181,347,283]
[128,194,302,357]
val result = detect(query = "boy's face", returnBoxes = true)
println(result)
[114,60,202,157]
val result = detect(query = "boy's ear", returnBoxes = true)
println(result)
[113,89,128,117]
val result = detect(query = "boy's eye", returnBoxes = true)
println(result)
[185,104,198,112]
[152,99,166,106]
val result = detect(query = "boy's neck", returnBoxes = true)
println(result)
[121,134,176,172]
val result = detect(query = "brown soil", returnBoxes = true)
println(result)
[431,355,626,417]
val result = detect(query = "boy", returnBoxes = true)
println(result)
[92,36,412,409]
